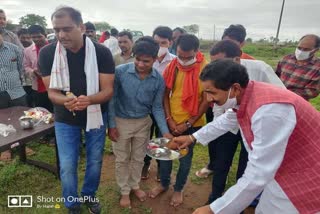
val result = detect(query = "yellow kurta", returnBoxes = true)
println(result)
[169,60,207,127]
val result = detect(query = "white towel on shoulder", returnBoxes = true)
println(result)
[49,37,103,131]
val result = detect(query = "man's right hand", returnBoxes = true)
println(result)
[108,128,119,142]
[172,135,195,149]
[64,96,78,112]
[167,118,180,136]
[33,69,42,78]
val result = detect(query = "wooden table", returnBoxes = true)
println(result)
[0,106,59,178]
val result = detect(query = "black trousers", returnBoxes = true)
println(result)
[0,91,27,109]
[205,107,249,203]
[35,91,53,113]
[23,86,36,108]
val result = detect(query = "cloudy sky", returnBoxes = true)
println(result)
[2,0,320,41]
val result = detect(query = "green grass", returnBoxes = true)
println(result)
[1,43,319,213]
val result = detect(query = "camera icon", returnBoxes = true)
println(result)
[8,195,32,208]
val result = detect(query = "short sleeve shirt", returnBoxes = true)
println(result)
[38,36,115,127]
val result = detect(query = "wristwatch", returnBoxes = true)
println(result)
[185,120,192,128]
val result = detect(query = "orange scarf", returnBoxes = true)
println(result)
[163,51,204,116]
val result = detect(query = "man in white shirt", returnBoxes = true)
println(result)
[170,59,320,214]
[153,26,176,75]
[197,40,285,208]
[103,28,121,56]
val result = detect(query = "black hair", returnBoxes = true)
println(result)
[28,25,46,35]
[0,9,5,14]
[299,34,320,49]
[51,6,83,26]
[17,28,29,37]
[200,59,249,90]
[110,28,119,37]
[152,26,173,41]
[118,31,133,41]
[176,34,199,52]
[105,31,110,36]
[210,40,241,58]
[84,22,96,31]
[133,36,159,58]
[173,27,186,34]
[222,24,246,43]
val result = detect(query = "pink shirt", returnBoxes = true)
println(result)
[23,43,38,91]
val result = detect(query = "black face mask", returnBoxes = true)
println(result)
[21,41,32,48]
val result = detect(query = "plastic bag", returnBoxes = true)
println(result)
[23,107,53,126]
[0,123,16,137]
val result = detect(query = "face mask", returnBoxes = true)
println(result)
[295,48,313,61]
[216,87,237,111]
[158,46,168,57]
[177,57,196,67]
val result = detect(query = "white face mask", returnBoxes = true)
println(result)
[177,57,196,67]
[216,87,237,111]
[158,46,168,57]
[295,48,313,61]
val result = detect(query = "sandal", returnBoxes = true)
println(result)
[195,167,213,178]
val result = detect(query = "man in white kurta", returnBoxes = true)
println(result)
[171,59,320,214]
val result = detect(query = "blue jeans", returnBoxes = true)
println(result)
[159,126,201,192]
[55,113,107,208]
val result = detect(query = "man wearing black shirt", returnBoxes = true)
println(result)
[39,6,114,214]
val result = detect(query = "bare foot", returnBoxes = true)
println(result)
[148,186,167,198]
[120,195,131,208]
[132,188,147,202]
[170,191,183,207]
[0,151,12,161]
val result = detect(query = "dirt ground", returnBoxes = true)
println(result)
[100,154,255,214]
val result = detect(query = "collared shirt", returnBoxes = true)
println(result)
[23,43,38,90]
[194,104,299,214]
[212,59,286,126]
[276,54,320,100]
[113,52,134,66]
[108,62,169,135]
[103,36,121,56]
[153,51,176,75]
[241,59,285,88]
[23,42,48,92]
[0,41,25,99]
[2,29,24,49]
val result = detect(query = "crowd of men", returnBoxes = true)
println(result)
[0,5,319,214]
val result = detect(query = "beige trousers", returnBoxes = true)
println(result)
[113,116,152,195]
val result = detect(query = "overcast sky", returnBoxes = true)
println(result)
[2,0,320,41]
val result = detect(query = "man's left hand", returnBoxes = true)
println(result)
[192,205,214,214]
[76,95,91,111]
[176,123,188,135]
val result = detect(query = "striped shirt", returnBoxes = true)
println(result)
[0,41,25,99]
[276,54,320,100]
[2,29,24,49]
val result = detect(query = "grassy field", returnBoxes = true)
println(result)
[0,43,319,214]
